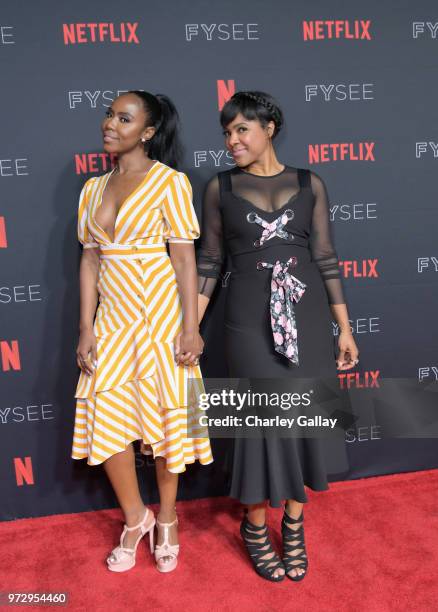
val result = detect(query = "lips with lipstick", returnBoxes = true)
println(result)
[103,131,119,142]
[232,147,247,158]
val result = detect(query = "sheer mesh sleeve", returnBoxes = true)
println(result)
[196,175,224,298]
[309,171,346,305]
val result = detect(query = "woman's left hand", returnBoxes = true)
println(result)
[174,330,204,367]
[336,331,359,370]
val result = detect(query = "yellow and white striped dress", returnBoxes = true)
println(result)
[71,161,213,473]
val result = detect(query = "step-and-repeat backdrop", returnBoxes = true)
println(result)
[1,0,437,520]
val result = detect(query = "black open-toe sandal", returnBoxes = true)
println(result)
[281,508,308,581]
[240,517,285,582]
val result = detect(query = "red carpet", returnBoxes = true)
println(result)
[1,469,437,612]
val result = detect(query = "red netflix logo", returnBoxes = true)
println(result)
[217,79,235,110]
[14,457,34,486]
[0,216,7,248]
[1,340,21,372]
[338,370,380,389]
[339,259,379,278]
[75,153,117,175]
[303,20,372,40]
[309,142,375,163]
[63,23,139,45]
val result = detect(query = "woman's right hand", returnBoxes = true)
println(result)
[76,328,97,376]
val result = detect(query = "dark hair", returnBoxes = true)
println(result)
[220,91,284,138]
[128,90,183,169]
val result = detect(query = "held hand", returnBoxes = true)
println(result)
[174,330,204,367]
[76,329,97,377]
[336,331,359,370]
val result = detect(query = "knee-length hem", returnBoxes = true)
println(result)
[71,161,213,473]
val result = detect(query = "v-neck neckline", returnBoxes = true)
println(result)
[94,161,159,242]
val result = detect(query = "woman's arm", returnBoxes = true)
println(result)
[76,247,99,376]
[330,303,359,369]
[169,242,203,365]
[309,171,359,369]
[198,293,210,324]
[196,175,224,323]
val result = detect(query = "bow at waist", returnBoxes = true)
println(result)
[258,257,306,365]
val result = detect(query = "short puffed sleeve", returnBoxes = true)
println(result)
[162,172,200,243]
[77,178,99,249]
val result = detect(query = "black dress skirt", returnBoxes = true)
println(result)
[197,165,350,507]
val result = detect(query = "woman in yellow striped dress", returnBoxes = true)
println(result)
[72,91,213,573]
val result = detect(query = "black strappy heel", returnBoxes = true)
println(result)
[281,508,308,581]
[240,517,285,582]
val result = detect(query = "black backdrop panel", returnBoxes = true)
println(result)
[1,0,437,520]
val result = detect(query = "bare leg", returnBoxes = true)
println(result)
[103,443,149,549]
[246,503,285,579]
[155,456,179,562]
[284,499,305,578]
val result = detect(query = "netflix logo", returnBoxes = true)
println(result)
[339,259,379,278]
[62,23,139,45]
[308,142,375,163]
[338,370,380,389]
[302,20,372,41]
[0,216,7,248]
[218,79,236,110]
[1,339,21,372]
[75,152,117,175]
[14,457,34,486]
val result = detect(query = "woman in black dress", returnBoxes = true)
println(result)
[197,91,359,582]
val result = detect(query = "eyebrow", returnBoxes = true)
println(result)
[108,108,134,118]
[225,122,248,130]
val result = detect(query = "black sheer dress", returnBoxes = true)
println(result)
[197,165,348,506]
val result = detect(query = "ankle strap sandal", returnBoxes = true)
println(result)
[154,517,180,573]
[281,508,308,581]
[240,516,285,582]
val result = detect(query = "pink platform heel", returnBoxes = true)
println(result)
[107,508,155,572]
[154,517,180,573]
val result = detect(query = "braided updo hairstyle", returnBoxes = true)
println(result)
[220,91,284,138]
